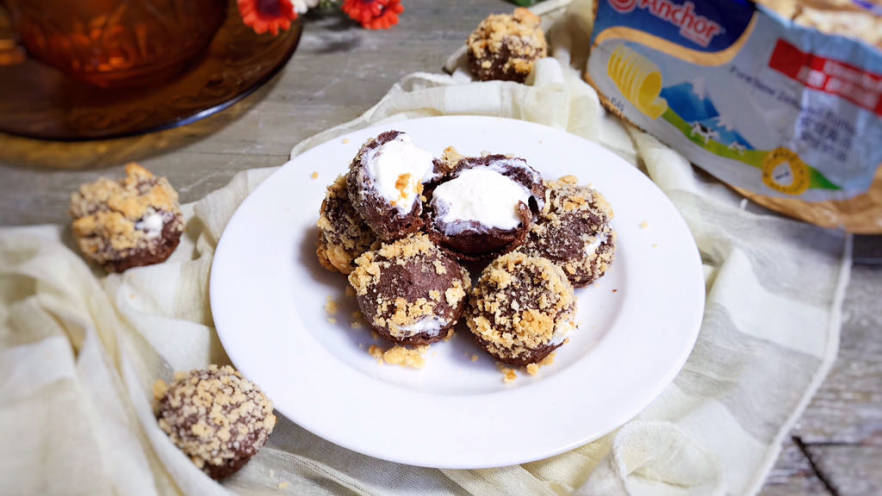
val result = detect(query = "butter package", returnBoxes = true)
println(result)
[586,0,882,231]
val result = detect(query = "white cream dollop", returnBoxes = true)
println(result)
[431,167,530,233]
[366,133,435,214]
[135,212,164,239]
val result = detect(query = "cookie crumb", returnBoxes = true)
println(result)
[368,344,384,362]
[350,320,363,329]
[383,346,427,369]
[612,289,618,293]
[539,352,556,367]
[324,296,339,315]
[327,317,337,325]
[639,220,649,229]
[443,329,455,341]
[501,367,517,383]
[342,138,350,144]
[367,344,427,368]
[311,172,319,180]
[526,363,539,376]
[470,354,479,362]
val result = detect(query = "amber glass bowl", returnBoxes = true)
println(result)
[0,0,301,140]
[4,0,227,88]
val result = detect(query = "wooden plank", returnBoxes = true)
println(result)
[808,444,882,495]
[792,264,882,445]
[761,439,829,496]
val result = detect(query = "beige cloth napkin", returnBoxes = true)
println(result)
[0,1,850,494]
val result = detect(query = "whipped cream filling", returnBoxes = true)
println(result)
[549,318,575,346]
[431,167,530,234]
[135,211,165,239]
[365,133,435,214]
[584,233,608,256]
[396,316,448,337]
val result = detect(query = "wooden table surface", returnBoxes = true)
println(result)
[0,1,879,493]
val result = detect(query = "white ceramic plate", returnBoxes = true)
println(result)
[211,116,704,469]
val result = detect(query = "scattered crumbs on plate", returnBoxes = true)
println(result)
[526,352,555,376]
[342,137,351,144]
[278,481,290,489]
[496,362,518,383]
[639,220,649,229]
[368,344,427,368]
[539,352,556,367]
[324,296,339,315]
[327,317,337,325]
[368,344,384,362]
[350,310,363,328]
[310,171,319,180]
[471,354,479,362]
[652,243,659,248]
[345,286,355,298]
[502,368,517,383]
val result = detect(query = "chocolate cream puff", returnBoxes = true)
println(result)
[426,154,544,261]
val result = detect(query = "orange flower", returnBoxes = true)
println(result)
[238,0,298,35]
[342,0,404,30]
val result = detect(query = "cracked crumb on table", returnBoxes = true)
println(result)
[640,220,649,229]
[310,171,319,180]
[368,344,427,369]
[324,296,339,315]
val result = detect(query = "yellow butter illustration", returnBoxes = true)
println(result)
[607,45,668,120]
